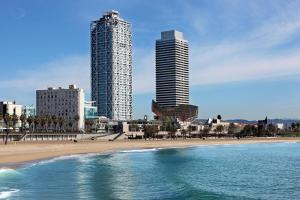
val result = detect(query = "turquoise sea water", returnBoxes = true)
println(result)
[0,142,300,200]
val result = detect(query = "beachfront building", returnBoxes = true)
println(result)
[0,101,23,130]
[36,85,85,130]
[91,10,132,121]
[152,30,198,122]
[22,105,36,117]
[155,30,189,107]
[0,101,23,117]
[84,101,98,119]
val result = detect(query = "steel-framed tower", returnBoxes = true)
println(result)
[91,10,132,120]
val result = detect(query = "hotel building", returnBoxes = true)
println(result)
[36,85,85,130]
[155,30,189,107]
[152,30,198,121]
[91,10,132,121]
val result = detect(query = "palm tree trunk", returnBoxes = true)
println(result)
[5,131,8,145]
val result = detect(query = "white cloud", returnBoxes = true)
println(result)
[184,0,300,86]
[190,50,300,85]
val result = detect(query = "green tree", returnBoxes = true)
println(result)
[167,122,177,139]
[181,129,187,139]
[20,114,27,132]
[215,125,224,135]
[144,125,159,139]
[202,127,211,138]
[228,123,238,136]
[58,117,65,132]
[0,115,3,129]
[27,116,34,132]
[85,119,94,133]
[68,119,73,132]
[52,115,58,132]
[267,124,277,136]
[256,124,265,137]
[45,115,52,132]
[11,114,19,132]
[240,125,257,137]
[34,116,41,132]
[4,114,12,144]
[40,116,47,132]
[74,115,80,132]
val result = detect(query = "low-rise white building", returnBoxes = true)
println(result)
[0,101,23,117]
[36,85,85,130]
[0,101,23,130]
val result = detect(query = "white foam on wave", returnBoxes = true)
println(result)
[120,148,159,153]
[281,141,299,144]
[0,168,19,177]
[0,189,19,199]
[120,145,205,153]
[27,153,100,168]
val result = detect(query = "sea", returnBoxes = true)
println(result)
[0,142,299,200]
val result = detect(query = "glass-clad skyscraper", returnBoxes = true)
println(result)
[91,10,132,120]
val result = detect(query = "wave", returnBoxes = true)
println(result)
[0,189,19,199]
[27,153,100,168]
[0,168,19,177]
[120,146,198,153]
[120,148,159,153]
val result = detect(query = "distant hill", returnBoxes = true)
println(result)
[195,118,300,126]
[226,119,300,126]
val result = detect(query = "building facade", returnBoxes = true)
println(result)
[0,101,22,117]
[23,105,36,117]
[91,10,132,121]
[84,101,98,119]
[36,85,85,130]
[153,30,198,121]
[0,101,23,129]
[155,30,189,107]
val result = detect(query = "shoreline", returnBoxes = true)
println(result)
[0,137,300,169]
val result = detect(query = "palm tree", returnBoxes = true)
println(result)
[20,114,27,133]
[45,115,52,132]
[85,119,94,133]
[0,115,3,130]
[34,116,41,132]
[3,114,12,145]
[68,119,73,132]
[27,116,34,132]
[73,115,80,132]
[40,116,46,132]
[58,117,65,132]
[52,115,58,133]
[11,114,19,132]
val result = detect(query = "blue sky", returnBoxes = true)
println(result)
[1,0,300,120]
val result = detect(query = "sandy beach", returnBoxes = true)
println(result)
[0,137,299,167]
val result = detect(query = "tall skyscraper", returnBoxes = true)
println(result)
[152,30,197,121]
[155,30,189,107]
[91,10,132,121]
